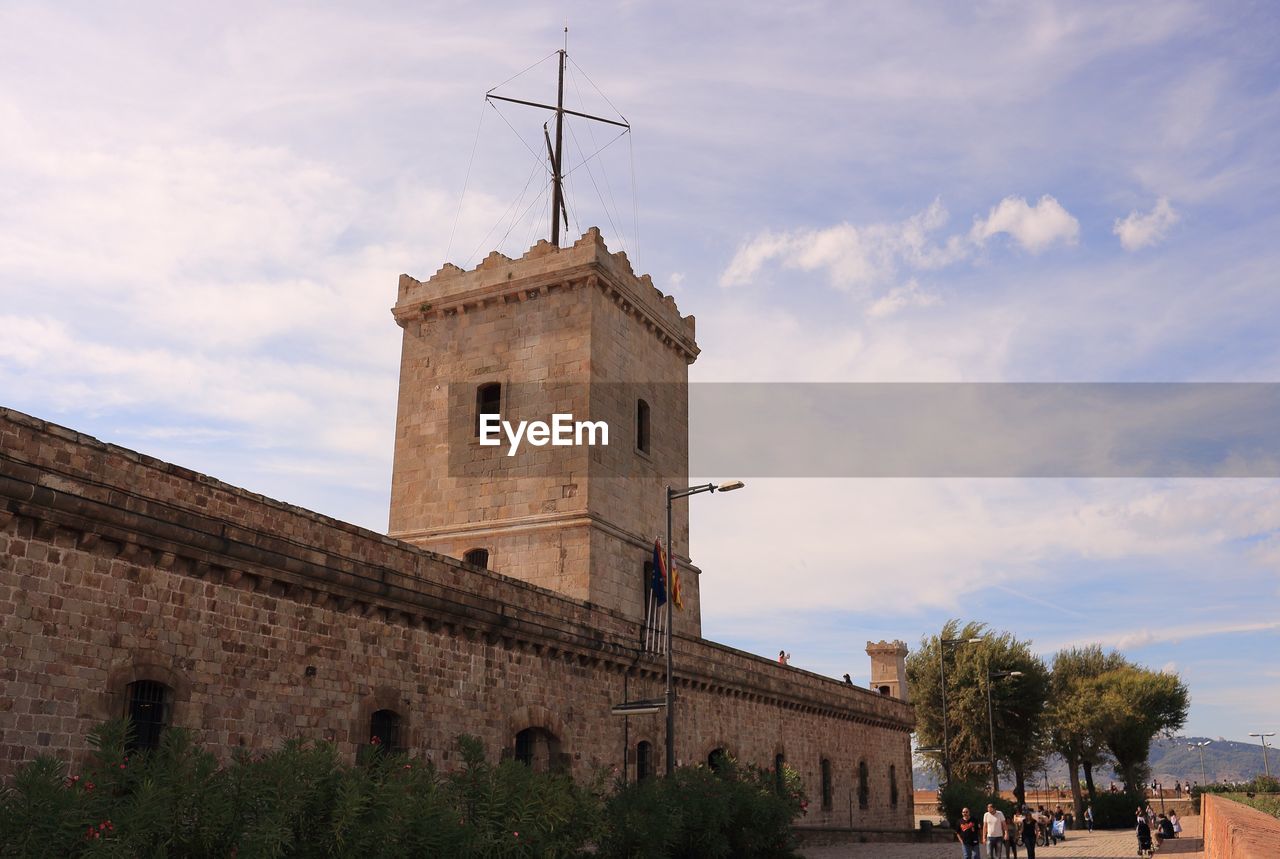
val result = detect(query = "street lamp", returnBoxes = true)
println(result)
[1249,732,1274,779]
[937,635,983,787]
[1188,740,1212,786]
[664,480,744,774]
[986,668,1023,799]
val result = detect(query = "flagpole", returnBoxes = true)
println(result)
[665,485,675,774]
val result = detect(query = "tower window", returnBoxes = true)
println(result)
[475,382,501,437]
[463,548,489,569]
[635,399,651,455]
[125,680,172,752]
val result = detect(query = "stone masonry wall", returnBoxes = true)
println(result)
[0,407,915,830]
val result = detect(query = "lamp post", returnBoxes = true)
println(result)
[1188,740,1212,786]
[664,480,743,775]
[986,668,1023,799]
[937,635,982,787]
[1249,732,1275,779]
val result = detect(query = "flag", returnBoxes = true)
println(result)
[650,539,667,607]
[669,547,683,611]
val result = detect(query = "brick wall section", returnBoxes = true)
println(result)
[0,408,916,830]
[1203,794,1280,858]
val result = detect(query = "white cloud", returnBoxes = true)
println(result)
[866,279,941,319]
[1114,197,1180,251]
[719,199,966,291]
[970,194,1081,253]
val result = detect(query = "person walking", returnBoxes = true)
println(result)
[1019,806,1039,859]
[1007,808,1020,859]
[957,807,982,859]
[983,803,1007,859]
[1169,809,1181,837]
[1084,803,1094,832]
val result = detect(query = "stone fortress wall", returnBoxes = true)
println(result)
[0,407,917,830]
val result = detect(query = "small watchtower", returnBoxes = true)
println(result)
[866,640,909,701]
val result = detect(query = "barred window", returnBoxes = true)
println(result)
[463,548,489,569]
[370,709,401,751]
[125,680,172,752]
[858,760,870,809]
[774,752,786,793]
[636,741,653,781]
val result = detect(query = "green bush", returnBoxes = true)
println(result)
[0,721,807,858]
[937,780,1013,829]
[1088,790,1146,829]
[1191,776,1280,814]
[598,756,805,859]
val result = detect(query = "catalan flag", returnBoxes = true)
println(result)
[654,537,682,611]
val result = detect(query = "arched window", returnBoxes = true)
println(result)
[878,685,891,696]
[475,382,501,437]
[370,709,401,751]
[635,399,651,455]
[821,758,833,810]
[124,680,172,752]
[708,748,729,773]
[858,760,870,809]
[774,752,786,793]
[463,548,489,569]
[636,741,653,781]
[890,763,899,807]
[514,727,562,773]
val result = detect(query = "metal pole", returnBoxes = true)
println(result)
[665,486,675,775]
[550,49,566,246]
[938,637,952,787]
[986,658,999,799]
[1199,746,1208,785]
[1250,733,1273,778]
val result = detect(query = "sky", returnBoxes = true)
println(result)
[1,1,1278,745]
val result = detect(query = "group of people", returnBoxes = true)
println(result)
[955,803,1069,859]
[1135,805,1181,855]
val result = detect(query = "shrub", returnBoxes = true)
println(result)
[598,756,805,859]
[937,780,1014,828]
[1088,790,1146,829]
[0,721,808,858]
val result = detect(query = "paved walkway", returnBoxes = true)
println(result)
[800,816,1203,859]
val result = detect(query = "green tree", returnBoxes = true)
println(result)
[1045,646,1127,819]
[905,621,1049,802]
[1097,666,1190,792]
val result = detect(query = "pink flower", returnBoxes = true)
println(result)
[119,763,127,769]
[370,735,382,745]
[85,782,95,791]
[513,831,520,837]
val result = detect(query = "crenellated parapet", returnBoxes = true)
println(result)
[392,227,698,363]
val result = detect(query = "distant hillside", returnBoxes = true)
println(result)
[913,736,1275,791]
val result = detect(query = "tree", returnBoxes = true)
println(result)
[905,620,1049,801]
[1045,646,1127,819]
[1097,666,1189,792]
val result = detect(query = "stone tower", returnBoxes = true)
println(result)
[388,228,703,634]
[866,640,909,701]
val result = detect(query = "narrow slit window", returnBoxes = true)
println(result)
[636,399,651,455]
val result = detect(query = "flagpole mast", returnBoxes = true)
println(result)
[665,484,675,775]
[550,44,566,246]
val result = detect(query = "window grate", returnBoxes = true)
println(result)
[125,680,172,752]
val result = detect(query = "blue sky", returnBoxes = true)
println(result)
[1,2,1278,743]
